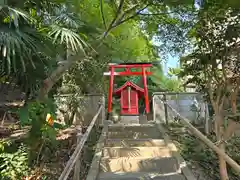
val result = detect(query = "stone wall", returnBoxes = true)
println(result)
[54,94,105,127]
[153,92,209,126]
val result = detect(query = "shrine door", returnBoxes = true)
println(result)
[121,89,139,115]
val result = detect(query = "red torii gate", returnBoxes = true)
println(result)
[104,62,153,119]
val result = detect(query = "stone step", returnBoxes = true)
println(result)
[108,124,156,132]
[102,146,171,158]
[107,131,161,139]
[97,172,186,180]
[105,139,166,147]
[100,156,180,173]
[107,125,161,139]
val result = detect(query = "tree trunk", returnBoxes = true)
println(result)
[215,112,229,180]
[224,89,240,139]
[215,108,227,179]
[231,90,237,114]
[38,55,78,100]
[218,143,229,180]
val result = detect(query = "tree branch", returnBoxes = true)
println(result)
[112,4,150,28]
[206,71,215,107]
[216,83,223,106]
[224,119,240,140]
[99,0,107,29]
[38,1,160,98]
[138,11,175,16]
[108,0,118,12]
[103,0,125,38]
[114,4,140,24]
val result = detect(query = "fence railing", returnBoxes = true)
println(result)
[153,95,240,174]
[58,104,104,180]
[153,92,210,134]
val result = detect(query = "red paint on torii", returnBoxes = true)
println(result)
[104,62,153,119]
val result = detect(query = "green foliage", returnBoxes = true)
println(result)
[179,134,240,179]
[167,122,240,179]
[0,140,11,153]
[0,0,94,97]
[58,0,160,94]
[150,64,183,92]
[18,99,59,164]
[180,2,240,99]
[19,99,57,126]
[0,6,45,71]
[0,142,29,180]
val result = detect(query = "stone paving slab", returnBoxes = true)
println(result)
[105,139,166,147]
[98,172,186,180]
[102,146,171,158]
[100,156,179,173]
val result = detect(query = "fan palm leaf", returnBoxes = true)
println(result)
[50,5,84,29]
[0,5,48,73]
[1,6,36,27]
[48,24,88,53]
[0,25,48,73]
[45,5,91,53]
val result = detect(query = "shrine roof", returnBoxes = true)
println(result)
[114,81,144,95]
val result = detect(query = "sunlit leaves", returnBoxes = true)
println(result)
[43,4,91,53]
[0,144,29,179]
[150,64,183,91]
[180,2,240,93]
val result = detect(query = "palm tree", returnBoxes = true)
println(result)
[0,5,49,98]
[0,1,91,99]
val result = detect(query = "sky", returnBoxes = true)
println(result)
[153,0,202,75]
[164,55,179,75]
[151,37,179,75]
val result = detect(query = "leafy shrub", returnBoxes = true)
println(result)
[169,127,240,180]
[18,99,57,127]
[0,141,29,180]
[18,99,58,165]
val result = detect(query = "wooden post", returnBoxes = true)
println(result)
[101,96,105,125]
[107,66,114,119]
[153,95,156,121]
[73,133,81,180]
[142,67,150,114]
[58,106,103,180]
[128,86,131,111]
[163,94,168,126]
[204,101,209,135]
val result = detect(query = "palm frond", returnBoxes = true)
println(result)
[0,25,47,73]
[48,24,88,53]
[1,6,36,27]
[52,5,84,29]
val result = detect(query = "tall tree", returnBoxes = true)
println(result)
[180,2,240,179]
[38,0,198,98]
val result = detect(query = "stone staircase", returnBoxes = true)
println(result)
[87,123,195,180]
